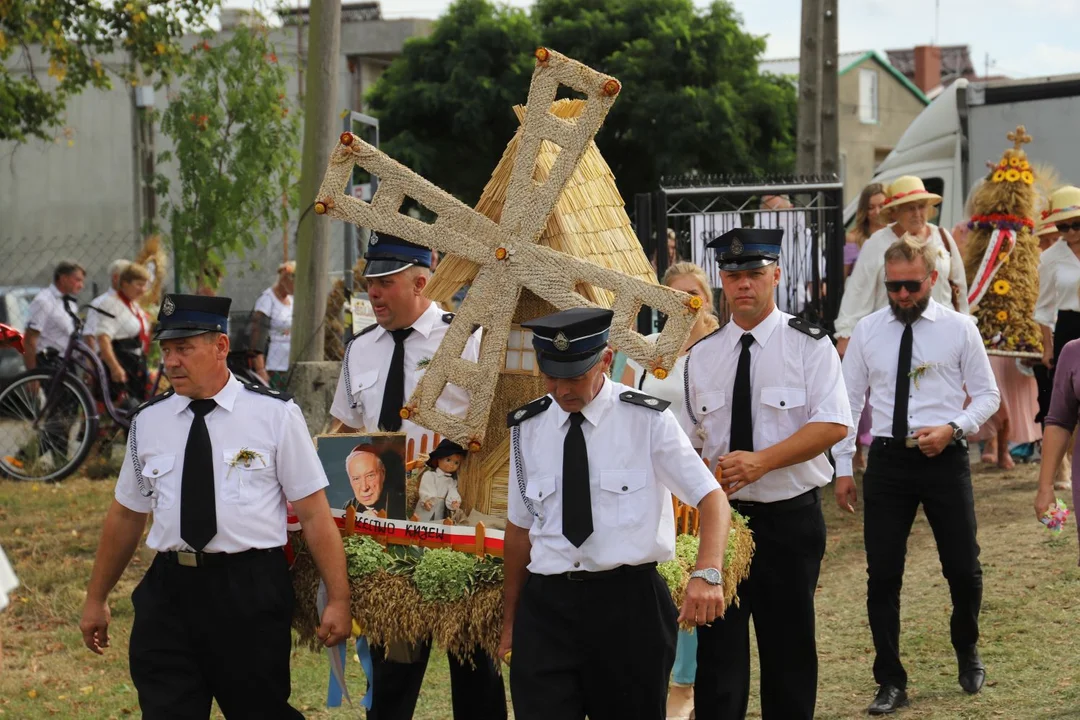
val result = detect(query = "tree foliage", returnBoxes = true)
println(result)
[152,27,299,292]
[365,0,796,205]
[0,0,217,144]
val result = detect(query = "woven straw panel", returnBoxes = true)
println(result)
[315,49,701,448]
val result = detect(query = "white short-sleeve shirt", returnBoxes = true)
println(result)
[115,374,328,552]
[26,284,75,353]
[93,291,148,343]
[682,307,852,503]
[84,289,115,338]
[507,378,720,575]
[330,301,480,452]
[254,287,293,372]
[1034,240,1080,330]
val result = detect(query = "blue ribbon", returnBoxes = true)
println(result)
[356,635,374,710]
[326,642,348,707]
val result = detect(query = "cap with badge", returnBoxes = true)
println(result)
[363,231,433,278]
[153,294,232,341]
[706,228,784,272]
[523,307,614,379]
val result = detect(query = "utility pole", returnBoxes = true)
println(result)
[796,0,823,176]
[291,0,341,364]
[820,0,840,178]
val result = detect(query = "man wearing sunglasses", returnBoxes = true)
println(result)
[833,237,999,715]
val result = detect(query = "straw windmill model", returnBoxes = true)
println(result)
[314,48,702,515]
[963,126,1043,358]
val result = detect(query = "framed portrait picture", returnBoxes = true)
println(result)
[315,433,408,521]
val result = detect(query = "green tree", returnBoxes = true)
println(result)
[365,0,796,206]
[0,0,217,144]
[365,0,540,206]
[152,26,300,291]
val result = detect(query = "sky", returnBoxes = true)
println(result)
[225,0,1080,79]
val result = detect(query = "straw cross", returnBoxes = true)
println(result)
[1008,125,1032,150]
[313,48,701,449]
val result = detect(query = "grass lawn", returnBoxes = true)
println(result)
[1,459,1078,719]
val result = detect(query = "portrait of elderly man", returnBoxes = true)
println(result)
[343,443,406,519]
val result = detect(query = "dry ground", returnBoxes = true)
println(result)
[1,459,1077,719]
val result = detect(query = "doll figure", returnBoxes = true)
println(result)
[414,439,465,522]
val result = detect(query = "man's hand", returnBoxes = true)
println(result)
[836,336,850,358]
[317,599,352,647]
[717,451,769,495]
[835,475,857,513]
[913,425,954,457]
[497,623,513,665]
[1034,484,1056,522]
[678,576,726,626]
[79,598,112,655]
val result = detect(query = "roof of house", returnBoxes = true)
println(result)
[759,49,929,105]
[425,99,656,306]
[885,45,976,85]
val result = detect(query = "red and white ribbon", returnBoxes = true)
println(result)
[967,228,1016,309]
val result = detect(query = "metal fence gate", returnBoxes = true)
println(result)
[634,175,846,333]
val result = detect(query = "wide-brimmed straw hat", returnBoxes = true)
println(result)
[882,176,942,216]
[1047,185,1080,227]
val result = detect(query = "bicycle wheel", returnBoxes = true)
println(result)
[0,371,98,482]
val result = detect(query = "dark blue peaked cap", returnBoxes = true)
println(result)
[707,227,784,271]
[363,231,432,277]
[153,294,231,341]
[522,307,614,379]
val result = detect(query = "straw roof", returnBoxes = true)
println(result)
[425,99,656,306]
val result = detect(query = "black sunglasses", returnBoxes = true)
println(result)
[1057,221,1080,233]
[884,274,931,293]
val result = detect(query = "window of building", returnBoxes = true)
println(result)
[504,325,538,375]
[859,68,879,124]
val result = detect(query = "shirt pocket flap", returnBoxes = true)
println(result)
[760,387,807,410]
[142,454,176,478]
[599,470,648,494]
[525,475,556,502]
[222,448,276,471]
[351,370,379,396]
[697,391,727,416]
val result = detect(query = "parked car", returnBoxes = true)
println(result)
[0,286,42,391]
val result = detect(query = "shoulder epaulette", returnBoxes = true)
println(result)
[442,313,455,324]
[355,322,378,337]
[243,382,293,402]
[788,317,829,340]
[507,396,553,427]
[132,389,174,416]
[687,326,722,352]
[619,390,670,412]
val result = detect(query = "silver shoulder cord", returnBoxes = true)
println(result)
[511,425,538,519]
[684,348,698,425]
[342,338,358,408]
[129,415,154,498]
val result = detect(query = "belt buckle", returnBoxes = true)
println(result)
[564,570,583,581]
[177,551,199,568]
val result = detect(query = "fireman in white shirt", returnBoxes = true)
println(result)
[682,227,851,720]
[501,307,729,720]
[833,236,999,715]
[23,260,85,371]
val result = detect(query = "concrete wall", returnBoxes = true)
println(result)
[0,17,432,311]
[838,57,926,204]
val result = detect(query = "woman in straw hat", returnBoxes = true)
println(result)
[1034,186,1080,374]
[834,176,969,358]
[1033,214,1063,434]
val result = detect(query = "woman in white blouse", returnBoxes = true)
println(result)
[95,263,151,402]
[835,176,969,356]
[252,261,295,390]
[1035,186,1080,371]
[620,262,719,719]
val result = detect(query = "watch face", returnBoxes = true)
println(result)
[705,568,722,585]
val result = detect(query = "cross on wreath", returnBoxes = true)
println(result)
[1008,125,1032,150]
[314,48,702,450]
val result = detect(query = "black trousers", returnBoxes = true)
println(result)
[510,567,677,720]
[694,491,826,720]
[863,441,982,690]
[367,640,507,720]
[129,549,303,719]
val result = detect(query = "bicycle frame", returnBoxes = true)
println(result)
[38,331,130,432]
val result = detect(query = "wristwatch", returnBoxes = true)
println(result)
[689,568,722,586]
[948,422,964,441]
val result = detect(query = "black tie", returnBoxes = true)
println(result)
[562,412,593,548]
[379,328,414,432]
[730,333,755,452]
[893,323,914,440]
[180,399,218,551]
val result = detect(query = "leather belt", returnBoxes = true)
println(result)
[159,547,282,568]
[729,486,820,515]
[871,437,968,451]
[550,561,658,582]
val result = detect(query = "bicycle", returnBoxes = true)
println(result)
[0,298,138,482]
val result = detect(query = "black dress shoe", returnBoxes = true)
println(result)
[957,648,986,694]
[868,685,909,715]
